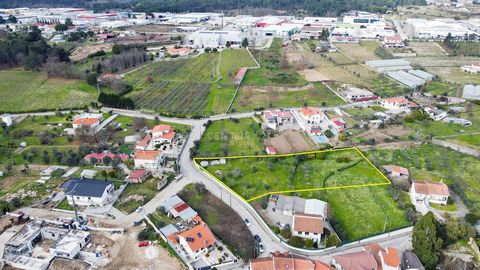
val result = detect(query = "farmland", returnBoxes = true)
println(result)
[124,49,257,116]
[367,143,480,216]
[201,148,389,201]
[199,149,408,240]
[196,118,265,157]
[0,70,98,113]
[231,82,346,112]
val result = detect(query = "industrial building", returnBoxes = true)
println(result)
[188,30,243,47]
[366,59,412,73]
[404,18,474,39]
[463,84,480,100]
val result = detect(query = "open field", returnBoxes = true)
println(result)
[70,43,113,61]
[335,41,381,63]
[265,129,315,154]
[408,42,448,57]
[0,70,98,113]
[114,177,163,214]
[441,134,480,151]
[178,184,256,260]
[367,143,480,215]
[424,81,460,96]
[197,148,408,240]
[197,118,265,157]
[232,82,345,112]
[200,148,389,201]
[125,49,257,116]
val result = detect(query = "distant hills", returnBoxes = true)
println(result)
[1,0,426,16]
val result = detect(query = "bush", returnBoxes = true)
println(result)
[326,234,340,247]
[288,236,305,248]
[304,238,314,248]
[280,228,292,239]
[273,226,280,234]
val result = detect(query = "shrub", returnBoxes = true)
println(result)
[304,238,314,248]
[288,236,305,248]
[273,226,280,234]
[280,228,292,239]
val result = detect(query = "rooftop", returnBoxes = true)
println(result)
[293,214,323,234]
[61,178,112,198]
[413,180,450,197]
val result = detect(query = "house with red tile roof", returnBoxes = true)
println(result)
[410,180,450,205]
[152,124,176,144]
[72,113,103,133]
[262,109,294,129]
[380,97,417,111]
[135,133,152,150]
[331,250,378,270]
[383,36,404,48]
[126,169,150,183]
[364,243,401,270]
[133,150,161,169]
[383,165,409,178]
[249,251,334,270]
[292,213,324,243]
[299,107,327,124]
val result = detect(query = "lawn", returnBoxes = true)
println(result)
[367,143,480,216]
[0,70,98,113]
[197,118,265,157]
[114,177,162,214]
[201,148,389,201]
[125,49,257,116]
[231,82,345,112]
[423,81,460,96]
[178,184,256,260]
[343,106,386,120]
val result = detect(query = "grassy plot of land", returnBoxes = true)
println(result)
[114,177,162,214]
[0,70,98,112]
[197,118,264,157]
[243,38,307,87]
[367,143,480,215]
[232,82,345,112]
[335,41,381,63]
[201,148,389,201]
[423,81,460,96]
[178,184,256,260]
[440,134,480,151]
[343,106,386,120]
[301,186,410,240]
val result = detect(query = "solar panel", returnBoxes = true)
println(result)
[186,237,195,242]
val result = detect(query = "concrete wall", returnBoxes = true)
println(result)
[432,138,480,158]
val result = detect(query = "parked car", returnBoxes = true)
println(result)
[244,218,251,226]
[135,206,144,213]
[258,243,265,253]
[138,241,150,247]
[254,235,261,243]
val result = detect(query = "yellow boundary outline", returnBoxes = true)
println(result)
[193,147,391,202]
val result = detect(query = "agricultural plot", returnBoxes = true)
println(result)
[125,49,257,116]
[0,70,98,113]
[440,134,480,151]
[335,41,381,63]
[196,148,408,240]
[424,81,460,96]
[367,144,480,216]
[197,118,265,157]
[231,82,345,112]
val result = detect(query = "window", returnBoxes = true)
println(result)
[314,233,318,235]
[298,231,303,234]
[305,232,309,235]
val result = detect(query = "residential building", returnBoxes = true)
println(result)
[133,150,161,169]
[61,178,114,206]
[383,165,410,178]
[380,97,417,110]
[299,107,327,124]
[166,47,192,56]
[401,251,425,270]
[462,62,480,73]
[136,134,152,150]
[292,213,323,243]
[310,126,322,136]
[249,251,334,270]
[72,113,103,132]
[126,169,150,183]
[266,146,277,155]
[84,151,129,163]
[424,106,447,121]
[152,124,176,145]
[168,216,217,262]
[364,243,400,270]
[331,250,378,270]
[410,180,450,205]
[330,118,345,132]
[49,230,90,259]
[161,195,198,221]
[342,87,376,102]
[383,36,404,48]
[263,109,294,129]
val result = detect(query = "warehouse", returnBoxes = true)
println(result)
[407,69,435,81]
[188,30,243,47]
[404,19,473,39]
[366,59,412,73]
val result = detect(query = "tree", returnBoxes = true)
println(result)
[226,41,231,48]
[326,234,340,247]
[64,18,73,27]
[0,16,5,24]
[86,72,97,86]
[195,183,207,195]
[8,15,17,24]
[241,38,249,48]
[412,212,443,270]
[280,228,291,239]
[102,156,112,165]
[304,238,314,248]
[55,23,69,32]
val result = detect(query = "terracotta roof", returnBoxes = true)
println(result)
[266,146,277,153]
[177,219,217,253]
[390,165,409,176]
[413,180,450,197]
[300,107,323,117]
[380,247,400,268]
[293,214,323,234]
[136,134,152,147]
[85,152,129,161]
[134,150,160,160]
[174,202,189,213]
[167,47,191,54]
[160,130,176,140]
[72,118,99,126]
[333,251,378,270]
[250,252,333,270]
[384,36,402,41]
[383,97,408,104]
[152,124,172,133]
[129,169,147,179]
[364,243,384,270]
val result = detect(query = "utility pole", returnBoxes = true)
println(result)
[70,183,80,223]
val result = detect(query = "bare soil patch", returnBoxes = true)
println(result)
[299,69,330,82]
[49,258,89,270]
[265,129,314,154]
[71,44,114,62]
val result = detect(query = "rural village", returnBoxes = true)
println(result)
[0,0,479,270]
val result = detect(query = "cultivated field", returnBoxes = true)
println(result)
[197,118,265,157]
[335,41,381,63]
[265,129,315,154]
[125,49,257,116]
[0,70,98,113]
[368,143,480,216]
[232,82,345,112]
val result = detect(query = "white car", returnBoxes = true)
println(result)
[135,206,144,213]
[244,218,251,226]
[258,243,264,254]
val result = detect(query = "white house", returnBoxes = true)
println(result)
[380,97,417,110]
[383,36,404,48]
[299,107,327,124]
[152,124,176,145]
[262,109,294,129]
[72,113,103,133]
[424,106,447,121]
[462,62,480,74]
[410,180,450,206]
[133,150,161,169]
[62,178,114,207]
[49,230,90,259]
[291,213,323,243]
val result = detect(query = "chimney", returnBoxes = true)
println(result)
[274,251,280,257]
[284,251,289,257]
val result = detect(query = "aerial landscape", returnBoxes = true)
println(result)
[0,0,479,269]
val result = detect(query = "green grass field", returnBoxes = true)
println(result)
[125,49,257,116]
[0,70,98,112]
[367,143,480,215]
[114,177,161,214]
[441,134,480,151]
[197,118,264,157]
[231,82,345,112]
[424,81,459,96]
[201,148,389,201]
